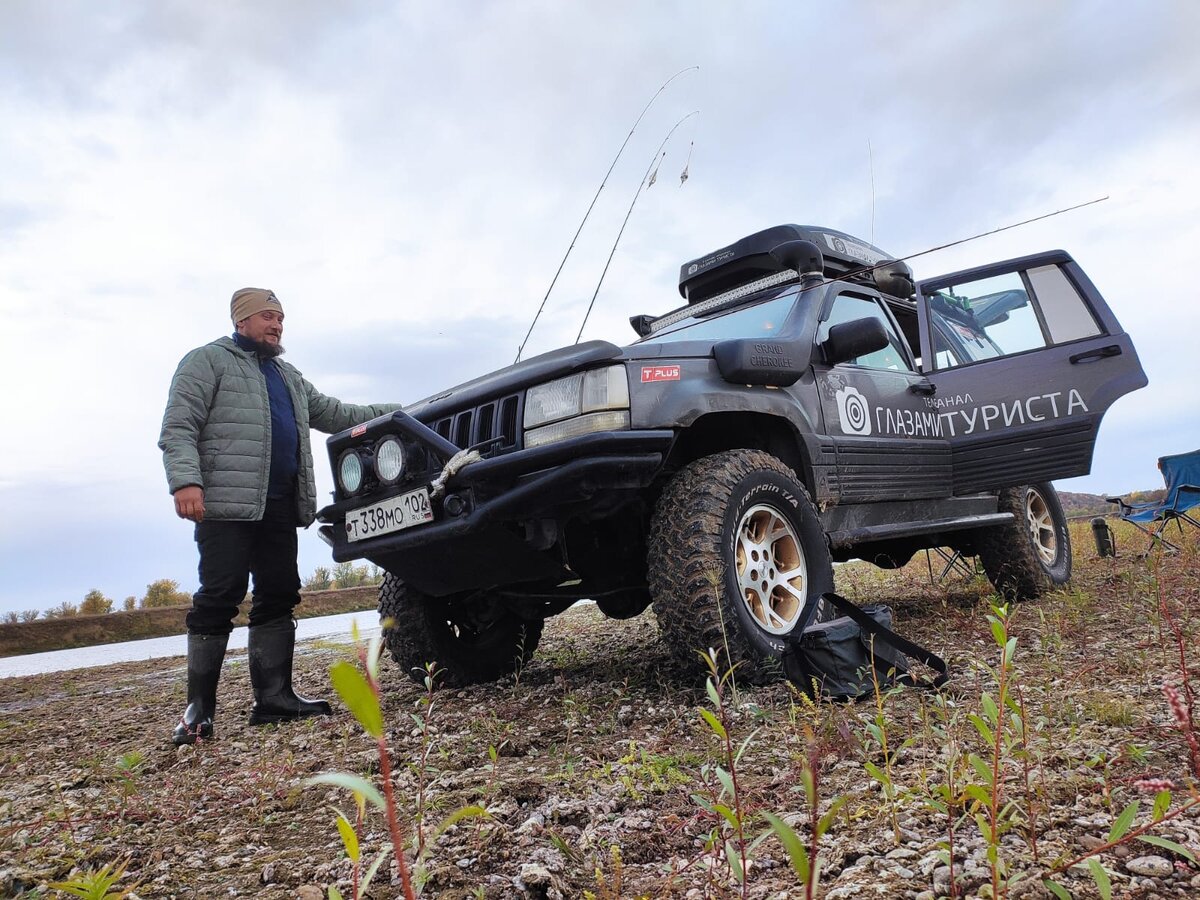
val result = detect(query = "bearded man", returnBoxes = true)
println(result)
[159,287,398,746]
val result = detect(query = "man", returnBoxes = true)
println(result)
[159,288,398,746]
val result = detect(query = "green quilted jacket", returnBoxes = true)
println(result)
[159,336,399,525]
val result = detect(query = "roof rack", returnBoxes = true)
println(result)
[631,225,918,337]
[678,224,901,303]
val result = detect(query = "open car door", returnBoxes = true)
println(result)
[915,250,1147,494]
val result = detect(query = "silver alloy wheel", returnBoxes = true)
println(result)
[735,503,809,634]
[1025,489,1057,565]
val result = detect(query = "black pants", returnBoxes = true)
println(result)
[186,497,302,635]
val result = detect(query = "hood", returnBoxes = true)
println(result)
[406,339,624,421]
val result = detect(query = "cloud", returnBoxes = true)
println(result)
[1,1,1197,614]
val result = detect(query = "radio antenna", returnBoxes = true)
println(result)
[868,138,876,245]
[514,66,699,363]
[575,111,699,344]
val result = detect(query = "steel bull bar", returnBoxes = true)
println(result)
[316,410,674,562]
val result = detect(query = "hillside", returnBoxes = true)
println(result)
[1058,488,1168,520]
[0,520,1197,898]
[1057,490,1115,518]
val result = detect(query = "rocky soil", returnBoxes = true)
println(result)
[1,521,1198,899]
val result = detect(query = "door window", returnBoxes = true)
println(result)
[1026,264,1102,344]
[926,266,1103,370]
[818,293,914,371]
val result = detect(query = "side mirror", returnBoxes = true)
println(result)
[822,317,889,366]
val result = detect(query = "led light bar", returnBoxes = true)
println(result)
[648,268,799,334]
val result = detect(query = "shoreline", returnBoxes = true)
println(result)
[0,586,379,657]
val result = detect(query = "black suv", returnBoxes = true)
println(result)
[317,225,1147,685]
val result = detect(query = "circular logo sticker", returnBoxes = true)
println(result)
[835,386,872,436]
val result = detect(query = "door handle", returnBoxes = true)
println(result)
[1069,344,1121,364]
[908,379,937,395]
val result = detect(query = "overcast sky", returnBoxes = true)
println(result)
[2,1,1197,616]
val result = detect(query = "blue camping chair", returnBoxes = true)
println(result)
[1107,450,1200,552]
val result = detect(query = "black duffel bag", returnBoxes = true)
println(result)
[783,592,949,701]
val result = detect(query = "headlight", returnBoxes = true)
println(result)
[338,450,364,494]
[524,365,630,429]
[523,365,631,448]
[374,437,405,484]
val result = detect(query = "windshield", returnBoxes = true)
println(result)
[639,289,800,345]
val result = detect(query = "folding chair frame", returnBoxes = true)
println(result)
[1107,480,1200,555]
[926,546,978,583]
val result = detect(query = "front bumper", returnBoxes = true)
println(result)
[316,412,674,596]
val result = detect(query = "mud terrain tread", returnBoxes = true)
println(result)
[976,483,1071,601]
[648,450,832,684]
[378,575,543,687]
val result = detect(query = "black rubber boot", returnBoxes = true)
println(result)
[172,633,230,746]
[248,617,332,725]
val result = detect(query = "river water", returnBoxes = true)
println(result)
[0,611,382,680]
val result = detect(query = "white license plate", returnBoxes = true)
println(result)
[346,487,433,542]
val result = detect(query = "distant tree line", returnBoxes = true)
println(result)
[2,565,384,623]
[301,562,385,592]
[1,579,191,623]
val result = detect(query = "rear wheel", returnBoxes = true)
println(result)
[648,450,834,683]
[378,575,543,686]
[977,482,1072,600]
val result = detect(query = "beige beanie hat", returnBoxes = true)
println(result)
[230,287,284,324]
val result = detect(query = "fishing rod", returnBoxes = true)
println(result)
[801,196,1113,298]
[575,111,699,344]
[849,194,1108,290]
[514,66,699,363]
[800,195,1112,302]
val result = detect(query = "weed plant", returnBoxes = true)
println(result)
[48,858,136,899]
[763,722,847,900]
[860,663,912,845]
[690,647,755,895]
[306,620,487,900]
[688,647,848,898]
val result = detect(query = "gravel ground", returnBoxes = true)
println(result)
[1,521,1198,899]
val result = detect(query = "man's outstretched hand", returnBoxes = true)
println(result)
[174,486,205,523]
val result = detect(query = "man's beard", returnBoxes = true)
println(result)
[247,337,285,358]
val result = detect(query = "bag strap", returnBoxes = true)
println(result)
[820,592,949,689]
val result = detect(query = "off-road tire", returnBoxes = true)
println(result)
[378,575,543,687]
[648,449,834,684]
[977,482,1071,601]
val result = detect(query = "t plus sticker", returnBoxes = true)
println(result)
[641,365,681,383]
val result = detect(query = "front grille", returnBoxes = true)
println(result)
[428,392,522,456]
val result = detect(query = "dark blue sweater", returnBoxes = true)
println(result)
[233,333,298,499]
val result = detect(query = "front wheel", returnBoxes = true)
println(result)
[977,482,1072,601]
[378,575,543,686]
[648,450,834,683]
